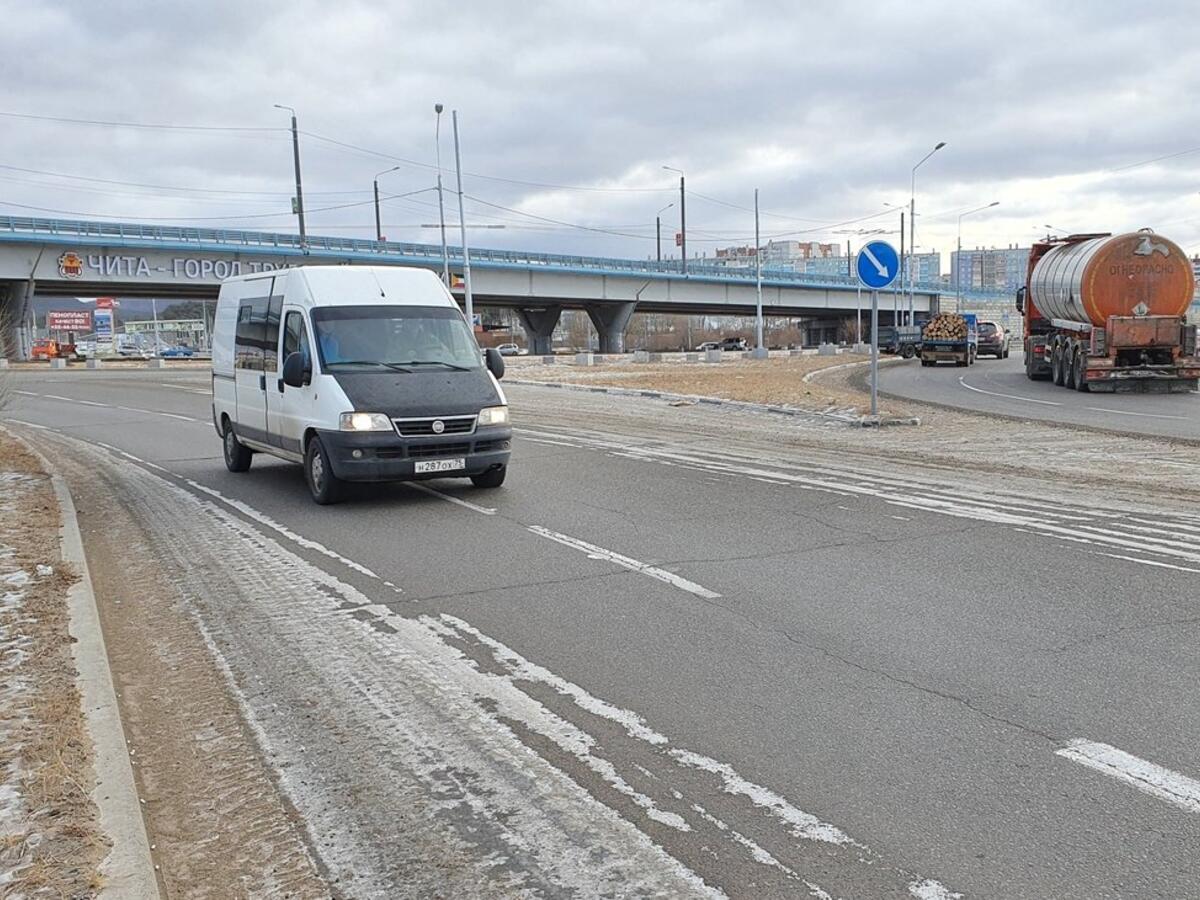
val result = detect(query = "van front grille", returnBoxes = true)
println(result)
[393,416,476,437]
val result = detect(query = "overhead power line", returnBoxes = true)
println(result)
[0,109,283,133]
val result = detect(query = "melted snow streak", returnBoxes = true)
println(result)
[514,425,1200,576]
[0,472,39,886]
[80,442,965,898]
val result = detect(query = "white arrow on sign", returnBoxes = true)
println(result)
[861,245,889,278]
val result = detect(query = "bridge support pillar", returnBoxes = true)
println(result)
[0,279,32,360]
[515,305,563,356]
[586,301,636,355]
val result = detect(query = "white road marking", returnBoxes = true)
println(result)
[158,383,210,395]
[4,418,49,430]
[13,390,38,397]
[957,377,1061,406]
[1086,551,1200,575]
[1084,406,1189,421]
[183,478,385,581]
[527,525,721,599]
[406,482,497,515]
[158,412,201,422]
[44,393,107,407]
[889,515,911,521]
[1057,739,1200,814]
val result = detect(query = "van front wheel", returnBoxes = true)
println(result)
[470,466,507,489]
[223,422,252,473]
[305,435,344,505]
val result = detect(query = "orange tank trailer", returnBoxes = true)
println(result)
[1017,230,1199,393]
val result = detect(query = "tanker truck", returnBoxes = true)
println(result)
[1017,230,1199,392]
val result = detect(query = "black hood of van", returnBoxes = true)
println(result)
[333,368,501,419]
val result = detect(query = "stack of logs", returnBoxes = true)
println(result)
[921,313,968,341]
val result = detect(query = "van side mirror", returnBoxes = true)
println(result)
[282,351,310,388]
[485,347,506,380]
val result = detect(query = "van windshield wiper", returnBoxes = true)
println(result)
[327,360,412,372]
[389,359,470,371]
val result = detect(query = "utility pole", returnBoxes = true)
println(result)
[435,104,450,286]
[909,141,946,325]
[373,165,399,242]
[452,110,474,329]
[897,211,905,326]
[656,202,673,263]
[663,166,686,274]
[754,188,764,354]
[274,104,306,247]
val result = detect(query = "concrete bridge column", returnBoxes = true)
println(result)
[586,301,636,355]
[515,305,563,356]
[0,279,29,360]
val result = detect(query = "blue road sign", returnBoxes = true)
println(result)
[856,240,900,289]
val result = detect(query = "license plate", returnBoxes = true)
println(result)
[414,457,466,474]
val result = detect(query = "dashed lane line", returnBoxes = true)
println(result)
[406,482,497,515]
[527,525,722,600]
[1057,739,1200,814]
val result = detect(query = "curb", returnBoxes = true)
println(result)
[508,371,920,428]
[51,473,161,899]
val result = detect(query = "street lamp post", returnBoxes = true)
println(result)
[754,188,764,354]
[373,165,400,242]
[655,202,673,262]
[451,110,474,329]
[662,166,686,274]
[435,104,450,286]
[909,141,945,324]
[956,201,1000,312]
[274,104,306,247]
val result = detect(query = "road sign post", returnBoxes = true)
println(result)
[855,241,901,418]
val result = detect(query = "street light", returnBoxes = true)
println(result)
[655,202,673,262]
[434,104,450,286]
[908,141,946,324]
[373,165,400,242]
[451,109,474,329]
[956,201,1000,311]
[273,104,306,247]
[662,165,686,274]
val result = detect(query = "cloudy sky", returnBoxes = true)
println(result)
[2,0,1199,267]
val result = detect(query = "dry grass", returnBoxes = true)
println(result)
[0,431,107,896]
[513,354,907,415]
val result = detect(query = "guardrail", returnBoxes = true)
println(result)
[0,214,953,294]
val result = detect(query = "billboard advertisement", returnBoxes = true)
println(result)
[47,310,93,332]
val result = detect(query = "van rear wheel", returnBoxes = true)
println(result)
[305,435,344,505]
[470,466,507,489]
[223,422,252,473]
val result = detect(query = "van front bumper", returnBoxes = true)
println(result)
[318,427,512,482]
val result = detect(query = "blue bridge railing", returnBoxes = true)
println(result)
[0,214,952,294]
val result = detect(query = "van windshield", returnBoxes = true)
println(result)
[310,305,481,372]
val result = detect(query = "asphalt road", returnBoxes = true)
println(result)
[5,368,1200,898]
[879,353,1200,441]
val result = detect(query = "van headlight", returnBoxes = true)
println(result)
[339,412,393,432]
[477,406,510,427]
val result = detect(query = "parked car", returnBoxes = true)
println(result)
[976,321,1011,358]
[694,341,720,351]
[718,337,749,352]
[495,343,521,357]
[158,345,196,358]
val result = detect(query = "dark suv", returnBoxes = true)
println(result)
[718,337,749,351]
[977,321,1011,358]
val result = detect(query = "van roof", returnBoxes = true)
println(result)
[225,265,456,309]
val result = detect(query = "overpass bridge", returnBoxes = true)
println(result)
[0,216,941,356]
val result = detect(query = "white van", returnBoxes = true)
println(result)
[211,266,511,504]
